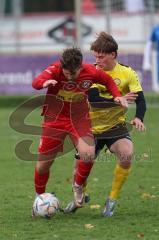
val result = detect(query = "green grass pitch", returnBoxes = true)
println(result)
[0,102,159,240]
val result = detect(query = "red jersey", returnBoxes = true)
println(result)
[32,62,121,120]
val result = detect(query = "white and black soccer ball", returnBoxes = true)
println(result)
[32,193,60,218]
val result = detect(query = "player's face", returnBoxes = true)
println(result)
[94,51,116,69]
[62,68,81,81]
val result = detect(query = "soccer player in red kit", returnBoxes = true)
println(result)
[32,47,128,211]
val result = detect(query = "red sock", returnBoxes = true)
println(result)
[34,169,50,194]
[74,159,94,185]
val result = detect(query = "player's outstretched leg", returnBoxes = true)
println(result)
[64,181,90,213]
[64,159,94,213]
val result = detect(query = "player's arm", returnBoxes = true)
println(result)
[94,69,128,107]
[88,87,116,108]
[32,65,58,90]
[131,91,146,131]
[135,91,146,122]
[128,69,146,131]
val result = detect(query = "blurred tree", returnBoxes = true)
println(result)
[23,0,74,13]
[5,0,74,15]
[5,0,12,14]
[145,0,159,10]
[4,0,159,15]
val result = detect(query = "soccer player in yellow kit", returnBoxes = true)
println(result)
[65,32,146,216]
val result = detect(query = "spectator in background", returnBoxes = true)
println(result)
[143,25,159,92]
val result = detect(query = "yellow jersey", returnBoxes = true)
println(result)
[90,62,143,134]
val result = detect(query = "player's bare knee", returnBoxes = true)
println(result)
[118,149,133,168]
[80,148,95,162]
[78,144,95,159]
[119,159,131,169]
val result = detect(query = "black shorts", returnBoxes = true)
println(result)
[94,123,132,156]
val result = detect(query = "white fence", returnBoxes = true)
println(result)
[0,11,159,54]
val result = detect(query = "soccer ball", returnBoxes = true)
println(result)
[32,193,60,218]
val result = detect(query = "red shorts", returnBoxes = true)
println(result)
[38,115,93,156]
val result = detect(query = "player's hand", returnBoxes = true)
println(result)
[43,79,57,88]
[123,92,138,103]
[114,96,128,108]
[131,117,146,131]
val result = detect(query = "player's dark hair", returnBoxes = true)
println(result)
[60,47,83,73]
[90,32,118,57]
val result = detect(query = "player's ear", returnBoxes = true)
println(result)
[111,52,116,58]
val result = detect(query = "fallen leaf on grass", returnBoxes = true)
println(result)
[93,177,99,182]
[137,232,145,238]
[90,204,101,209]
[85,224,95,229]
[141,192,156,199]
